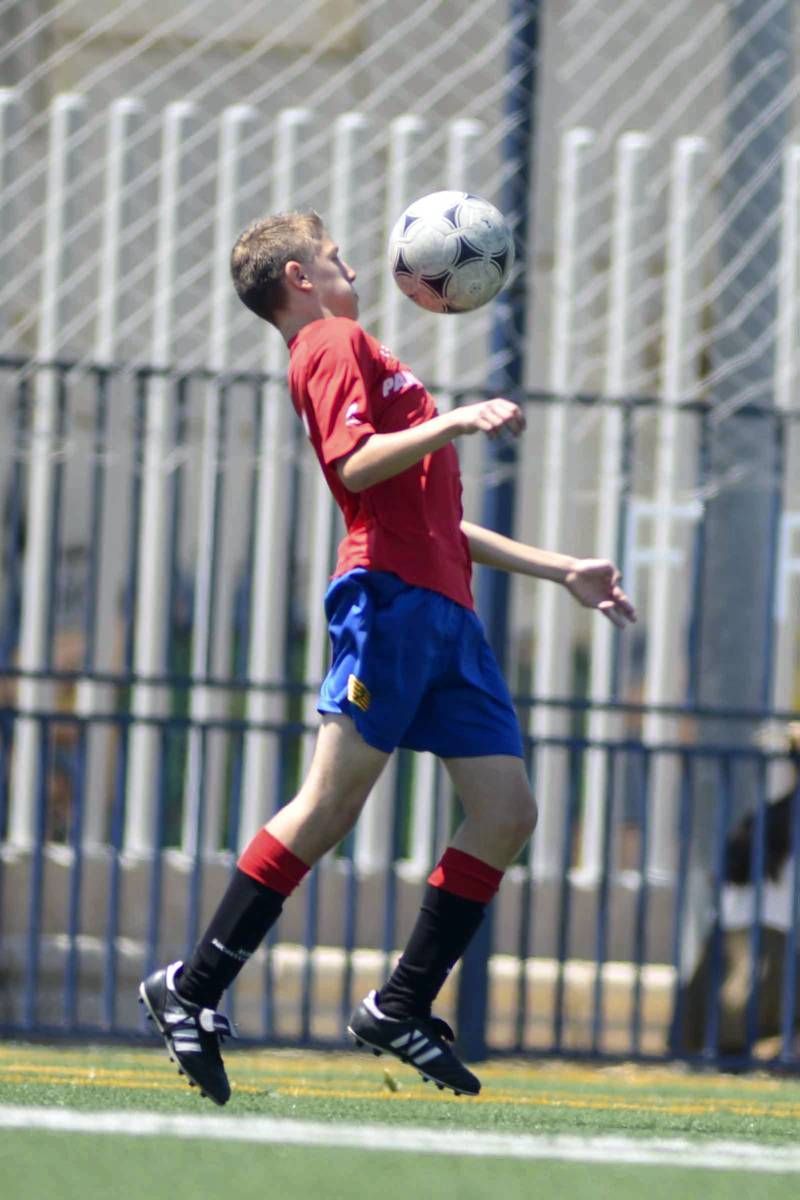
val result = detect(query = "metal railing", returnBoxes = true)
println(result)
[1,357,799,1066]
[0,693,798,1065]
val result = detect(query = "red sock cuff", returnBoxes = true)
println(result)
[427,847,503,904]
[237,829,309,897]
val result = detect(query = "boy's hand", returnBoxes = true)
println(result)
[454,398,526,439]
[564,559,637,628]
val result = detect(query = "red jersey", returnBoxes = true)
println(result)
[288,317,473,609]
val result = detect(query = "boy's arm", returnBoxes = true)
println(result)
[336,397,525,492]
[462,520,636,629]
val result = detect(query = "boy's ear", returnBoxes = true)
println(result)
[285,259,311,291]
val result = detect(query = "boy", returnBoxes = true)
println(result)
[139,211,635,1104]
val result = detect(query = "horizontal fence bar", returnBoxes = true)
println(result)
[4,703,800,750]
[4,667,800,724]
[3,355,800,419]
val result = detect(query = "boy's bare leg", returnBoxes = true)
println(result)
[266,714,390,861]
[443,753,537,868]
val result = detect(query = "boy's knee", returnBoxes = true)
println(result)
[492,783,537,853]
[522,790,538,839]
[509,786,538,843]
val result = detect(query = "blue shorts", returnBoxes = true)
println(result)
[318,569,524,759]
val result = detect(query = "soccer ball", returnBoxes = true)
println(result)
[388,190,515,314]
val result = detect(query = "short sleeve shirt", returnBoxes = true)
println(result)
[288,317,473,609]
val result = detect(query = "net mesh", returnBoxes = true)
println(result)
[542,0,799,412]
[2,4,797,415]
[0,1,519,369]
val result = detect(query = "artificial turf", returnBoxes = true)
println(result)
[2,1041,800,1143]
[3,1043,800,1200]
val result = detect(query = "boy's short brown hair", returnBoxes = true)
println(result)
[230,210,325,325]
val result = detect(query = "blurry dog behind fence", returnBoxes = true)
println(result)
[680,722,800,1055]
[724,722,800,888]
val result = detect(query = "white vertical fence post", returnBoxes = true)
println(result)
[530,127,595,880]
[353,114,427,874]
[239,108,311,848]
[182,104,257,856]
[771,145,800,716]
[642,137,707,879]
[76,97,145,848]
[10,93,86,847]
[0,86,17,197]
[378,115,426,359]
[93,98,145,366]
[0,88,18,337]
[124,102,197,854]
[0,88,19,655]
[434,120,484,405]
[580,132,651,877]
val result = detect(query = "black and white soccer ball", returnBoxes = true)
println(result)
[388,190,515,314]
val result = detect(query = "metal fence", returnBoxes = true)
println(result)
[1,356,799,1066]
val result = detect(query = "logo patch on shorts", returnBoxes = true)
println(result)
[347,673,371,712]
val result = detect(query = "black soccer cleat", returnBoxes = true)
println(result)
[347,990,481,1096]
[138,960,235,1106]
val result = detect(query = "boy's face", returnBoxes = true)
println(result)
[303,236,359,319]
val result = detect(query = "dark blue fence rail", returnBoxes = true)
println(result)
[1,356,799,1068]
[1,695,798,1069]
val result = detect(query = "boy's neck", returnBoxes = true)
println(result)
[277,307,330,346]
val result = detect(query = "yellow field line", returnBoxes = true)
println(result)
[4,1065,800,1120]
[1,1065,169,1079]
[4,1059,796,1103]
[0,1047,791,1097]
[0,1049,792,1091]
[0,1051,786,1099]
[0,1073,264,1096]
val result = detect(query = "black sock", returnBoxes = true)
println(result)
[376,885,487,1020]
[176,868,285,1009]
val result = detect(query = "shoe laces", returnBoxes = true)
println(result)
[198,1008,237,1041]
[170,1001,237,1043]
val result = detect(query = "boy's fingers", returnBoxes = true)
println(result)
[613,588,637,620]
[601,603,631,629]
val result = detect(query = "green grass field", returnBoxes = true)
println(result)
[2,1042,800,1199]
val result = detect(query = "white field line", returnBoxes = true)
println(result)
[0,1106,799,1173]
